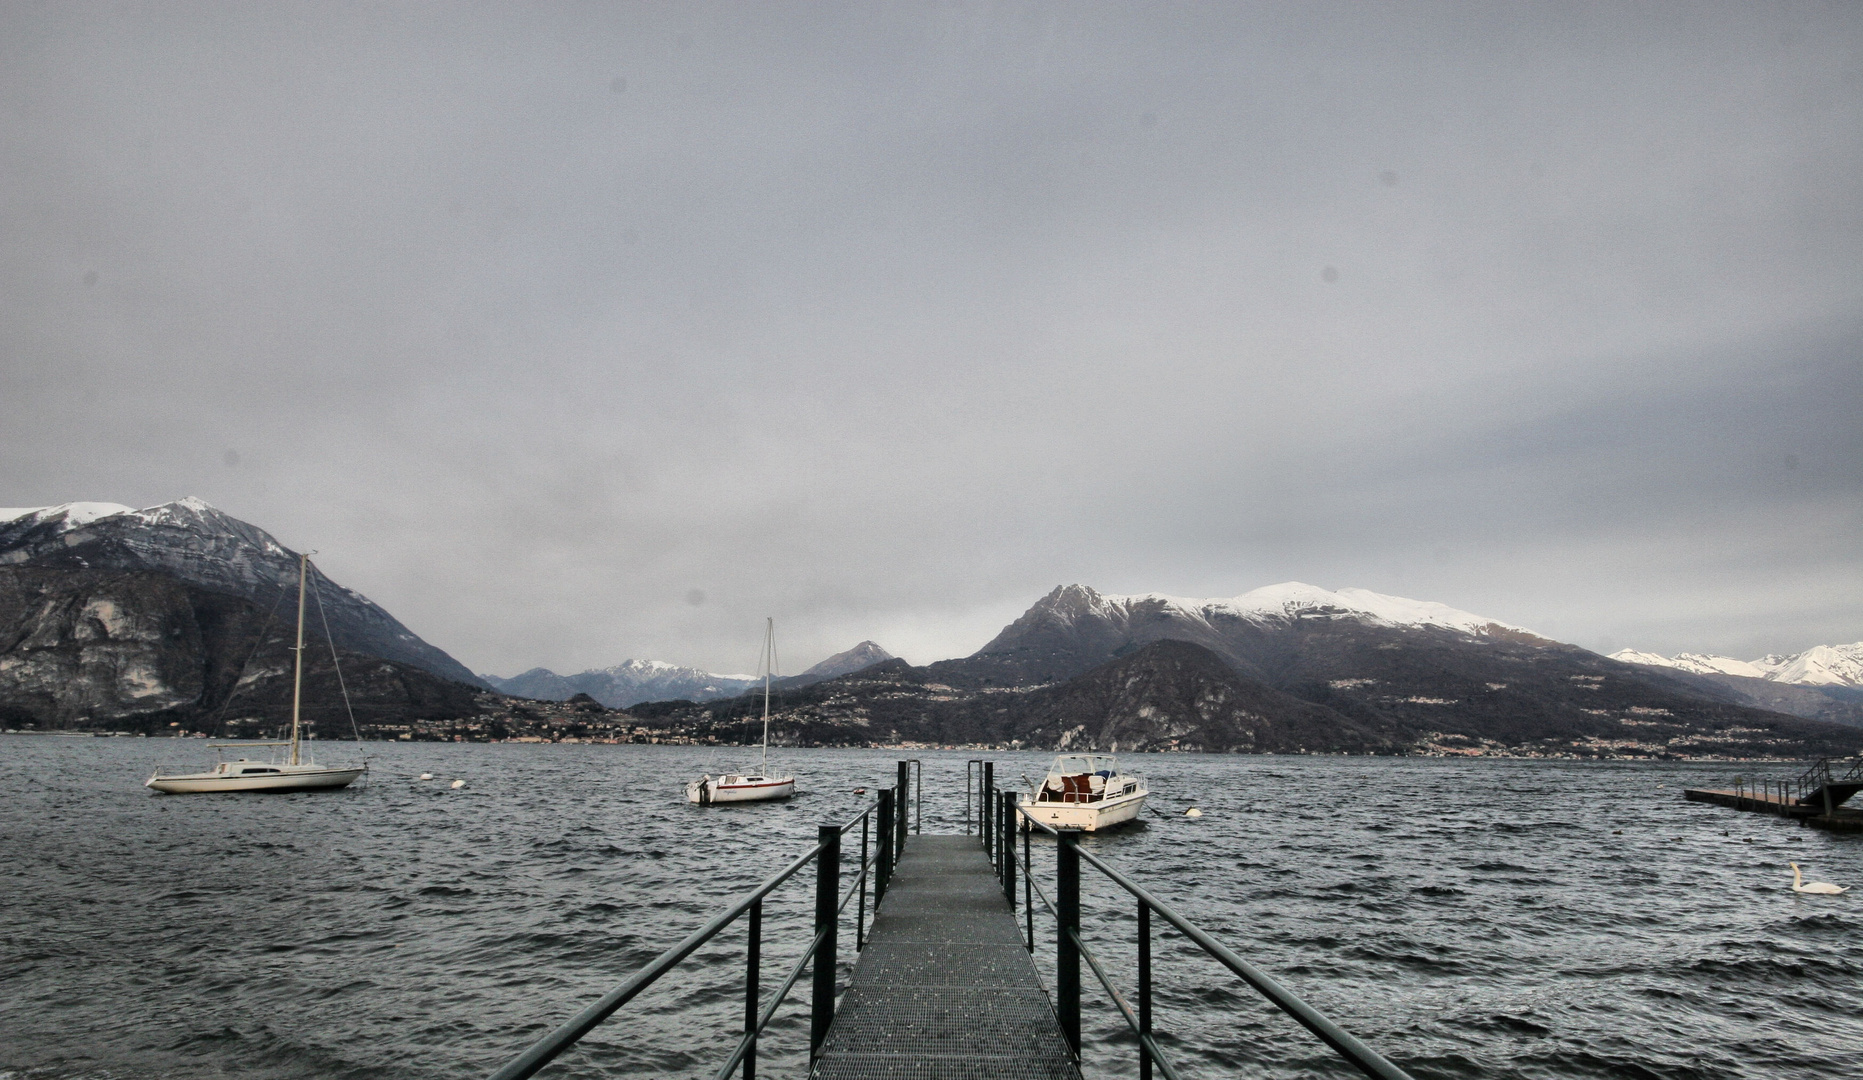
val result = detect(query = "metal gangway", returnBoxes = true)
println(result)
[483,760,1417,1080]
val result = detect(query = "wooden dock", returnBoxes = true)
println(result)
[812,835,1080,1080]
[1684,788,1863,833]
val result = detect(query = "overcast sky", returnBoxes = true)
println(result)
[3,2,1858,676]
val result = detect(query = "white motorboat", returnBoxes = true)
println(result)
[687,618,794,805]
[1018,753,1147,832]
[147,553,366,795]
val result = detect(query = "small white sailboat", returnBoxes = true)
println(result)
[146,553,367,794]
[687,618,795,805]
[1019,753,1148,832]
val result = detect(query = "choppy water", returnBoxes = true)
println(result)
[1,738,1857,1080]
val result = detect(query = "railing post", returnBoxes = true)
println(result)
[744,898,760,1080]
[1057,829,1080,1059]
[896,761,910,855]
[1138,899,1151,1080]
[1001,791,1016,908]
[1023,811,1033,952]
[966,760,978,834]
[983,761,995,860]
[877,788,894,903]
[809,825,840,1062]
[857,810,869,950]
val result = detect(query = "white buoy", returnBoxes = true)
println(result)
[1184,807,1202,818]
[419,773,433,781]
[450,779,465,789]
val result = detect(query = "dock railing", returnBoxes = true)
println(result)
[485,776,908,1080]
[979,780,1416,1080]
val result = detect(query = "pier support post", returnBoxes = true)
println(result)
[877,789,894,903]
[1057,829,1081,1058]
[810,825,840,1062]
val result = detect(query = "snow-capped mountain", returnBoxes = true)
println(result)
[0,497,485,688]
[484,660,758,709]
[1029,582,1535,639]
[1610,643,1863,688]
[926,581,1545,691]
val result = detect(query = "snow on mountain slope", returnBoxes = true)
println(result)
[1090,581,1536,637]
[1608,649,1678,668]
[0,502,136,538]
[1759,644,1863,687]
[1612,643,1863,688]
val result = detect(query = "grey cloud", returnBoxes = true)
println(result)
[2,2,1858,673]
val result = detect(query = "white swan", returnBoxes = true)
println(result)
[418,773,433,781]
[450,778,466,790]
[1790,863,1849,895]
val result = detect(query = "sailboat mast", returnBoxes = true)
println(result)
[289,553,308,766]
[761,617,772,773]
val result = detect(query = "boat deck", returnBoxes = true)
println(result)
[812,835,1079,1080]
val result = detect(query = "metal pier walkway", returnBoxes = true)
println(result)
[485,762,1417,1080]
[812,835,1080,1080]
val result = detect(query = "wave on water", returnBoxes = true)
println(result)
[1,740,1860,1079]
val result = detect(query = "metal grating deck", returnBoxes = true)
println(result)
[812,835,1080,1080]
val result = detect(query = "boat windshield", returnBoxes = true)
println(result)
[1047,754,1117,778]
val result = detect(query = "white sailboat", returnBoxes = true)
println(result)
[146,553,367,794]
[686,618,795,805]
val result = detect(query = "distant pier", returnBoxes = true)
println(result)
[1684,757,1863,833]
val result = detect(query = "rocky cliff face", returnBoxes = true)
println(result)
[0,501,486,731]
[0,500,485,689]
[0,566,478,732]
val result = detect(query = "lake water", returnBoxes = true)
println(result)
[1,738,1857,1080]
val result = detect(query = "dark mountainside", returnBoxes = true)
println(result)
[781,640,897,689]
[629,640,1388,752]
[0,566,479,733]
[0,501,488,731]
[1648,668,1863,729]
[1015,639,1402,753]
[632,586,1863,758]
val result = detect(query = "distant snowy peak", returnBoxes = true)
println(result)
[1050,581,1535,638]
[1759,644,1863,687]
[484,660,759,708]
[597,658,757,681]
[1611,643,1863,688]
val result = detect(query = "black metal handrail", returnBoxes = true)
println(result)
[487,765,915,1080]
[986,783,1416,1080]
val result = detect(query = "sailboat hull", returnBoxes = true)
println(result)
[686,777,795,804]
[146,766,365,794]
